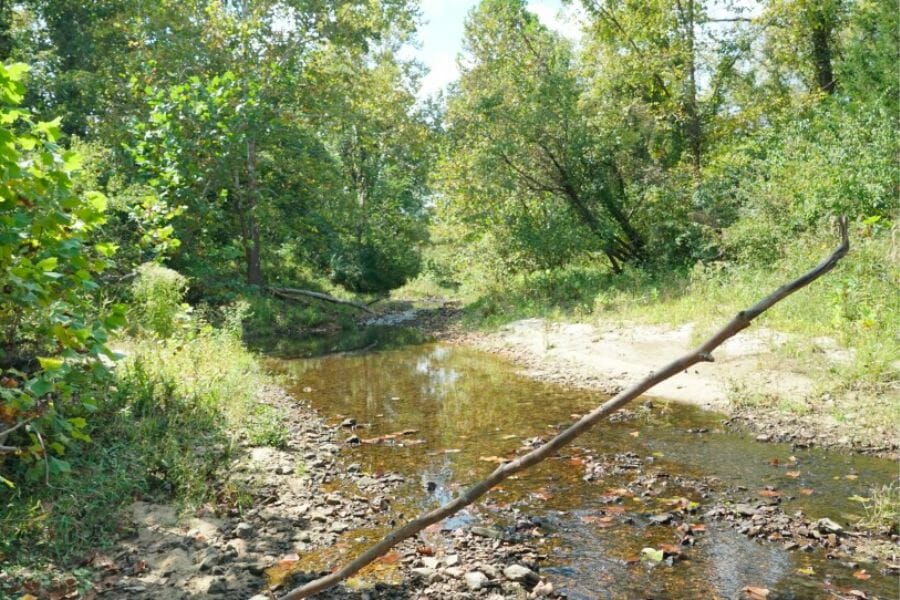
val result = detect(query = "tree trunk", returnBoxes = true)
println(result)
[278,217,850,600]
[243,139,264,286]
[809,9,836,94]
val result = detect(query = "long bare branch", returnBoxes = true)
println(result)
[278,217,850,600]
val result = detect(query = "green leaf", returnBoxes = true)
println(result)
[4,63,30,81]
[38,356,64,371]
[36,257,58,271]
[85,191,108,212]
[62,150,84,172]
[27,377,53,397]
[0,474,15,488]
[641,548,664,563]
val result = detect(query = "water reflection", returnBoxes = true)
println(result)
[272,342,897,599]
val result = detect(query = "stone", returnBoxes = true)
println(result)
[503,564,539,584]
[330,521,350,533]
[444,554,460,567]
[234,522,254,539]
[817,518,843,534]
[422,556,440,569]
[649,512,673,525]
[444,566,464,579]
[411,567,435,579]
[464,571,489,591]
[534,580,554,596]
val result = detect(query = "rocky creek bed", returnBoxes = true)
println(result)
[35,312,897,600]
[95,385,563,599]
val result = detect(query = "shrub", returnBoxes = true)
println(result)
[129,263,188,338]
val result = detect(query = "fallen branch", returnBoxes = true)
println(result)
[278,217,850,600]
[269,287,375,314]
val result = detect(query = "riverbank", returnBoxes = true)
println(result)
[6,384,561,599]
[388,302,897,458]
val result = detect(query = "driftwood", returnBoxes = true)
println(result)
[278,217,850,600]
[269,287,375,314]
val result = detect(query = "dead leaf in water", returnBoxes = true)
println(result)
[479,455,507,464]
[845,474,859,480]
[582,515,615,528]
[658,543,682,556]
[799,488,814,496]
[852,569,871,580]
[380,551,401,564]
[768,458,780,467]
[415,546,434,557]
[757,489,782,498]
[797,566,815,575]
[741,586,770,599]
[441,448,461,454]
[690,523,707,533]
[785,471,801,478]
[629,431,640,437]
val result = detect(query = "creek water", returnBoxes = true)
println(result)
[270,333,898,599]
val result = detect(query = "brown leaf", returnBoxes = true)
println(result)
[741,586,770,599]
[799,488,814,496]
[768,458,780,467]
[380,551,401,564]
[757,489,782,498]
[852,569,871,580]
[658,543,682,556]
[785,471,801,478]
[581,515,615,528]
[605,506,627,515]
[690,523,707,533]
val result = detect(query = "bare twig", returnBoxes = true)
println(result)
[278,217,850,600]
[269,287,376,314]
[0,416,34,440]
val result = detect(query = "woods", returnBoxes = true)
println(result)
[0,0,897,598]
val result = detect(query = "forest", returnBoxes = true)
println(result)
[0,1,897,599]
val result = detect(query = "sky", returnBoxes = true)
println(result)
[410,0,580,98]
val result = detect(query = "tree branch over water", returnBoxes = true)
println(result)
[278,217,850,600]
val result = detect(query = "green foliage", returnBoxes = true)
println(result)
[0,62,123,482]
[129,263,188,338]
[1,309,283,567]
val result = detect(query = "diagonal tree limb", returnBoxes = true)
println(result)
[278,217,850,600]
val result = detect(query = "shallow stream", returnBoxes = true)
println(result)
[272,334,897,599]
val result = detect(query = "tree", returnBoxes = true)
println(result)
[439,0,645,274]
[0,63,124,482]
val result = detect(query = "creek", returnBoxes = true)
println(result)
[270,330,897,599]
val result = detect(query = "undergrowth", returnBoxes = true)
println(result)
[0,269,286,589]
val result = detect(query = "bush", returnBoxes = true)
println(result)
[129,263,188,337]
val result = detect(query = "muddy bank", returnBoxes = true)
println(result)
[448,316,897,457]
[91,385,560,599]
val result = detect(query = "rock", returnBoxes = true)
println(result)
[444,566,464,579]
[649,512,673,525]
[533,580,554,596]
[471,526,506,540]
[234,522,255,538]
[341,418,356,428]
[411,567,435,579]
[503,564,539,584]
[444,554,460,567]
[330,521,350,533]
[817,518,844,534]
[464,571,489,591]
[735,504,757,517]
[422,556,439,569]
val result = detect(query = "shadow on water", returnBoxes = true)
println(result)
[250,325,431,359]
[270,339,898,599]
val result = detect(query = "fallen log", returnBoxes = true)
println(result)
[269,287,375,314]
[278,217,850,600]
